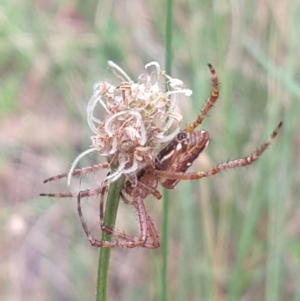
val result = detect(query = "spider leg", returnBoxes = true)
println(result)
[97,187,137,241]
[156,122,282,181]
[122,191,160,248]
[39,187,102,198]
[139,182,162,200]
[121,186,160,248]
[184,64,219,132]
[77,192,138,248]
[77,187,158,248]
[129,194,159,248]
[145,211,160,248]
[99,186,107,225]
[40,192,78,198]
[42,163,110,183]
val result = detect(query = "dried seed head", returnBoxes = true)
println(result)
[68,61,192,185]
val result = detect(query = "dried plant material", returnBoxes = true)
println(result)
[69,61,191,185]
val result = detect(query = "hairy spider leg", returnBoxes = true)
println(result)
[77,187,159,248]
[184,64,219,132]
[41,160,160,248]
[42,163,110,183]
[155,122,282,182]
[39,187,103,198]
[121,192,160,248]
[40,163,109,199]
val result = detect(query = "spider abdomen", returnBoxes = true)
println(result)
[156,130,210,189]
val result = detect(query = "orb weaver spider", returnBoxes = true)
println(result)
[40,64,282,248]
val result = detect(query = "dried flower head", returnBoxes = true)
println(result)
[67,61,192,185]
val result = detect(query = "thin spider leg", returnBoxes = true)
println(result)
[77,191,134,247]
[184,64,219,132]
[107,191,159,248]
[99,226,136,242]
[77,192,155,248]
[97,187,137,241]
[101,193,151,247]
[76,187,152,247]
[99,186,107,225]
[121,190,160,248]
[96,186,136,241]
[39,187,102,198]
[145,211,160,248]
[43,163,110,183]
[156,122,283,181]
[99,222,158,249]
[98,186,130,238]
[40,192,78,198]
[133,195,148,243]
[138,180,162,200]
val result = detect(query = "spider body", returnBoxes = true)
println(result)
[155,130,210,189]
[40,64,282,248]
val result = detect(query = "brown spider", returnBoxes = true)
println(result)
[40,64,282,248]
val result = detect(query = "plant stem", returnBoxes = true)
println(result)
[96,175,125,301]
[161,0,173,300]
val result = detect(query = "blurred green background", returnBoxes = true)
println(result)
[0,1,299,300]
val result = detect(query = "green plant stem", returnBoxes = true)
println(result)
[165,0,173,74]
[96,175,125,301]
[161,0,173,300]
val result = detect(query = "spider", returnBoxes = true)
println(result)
[40,64,282,248]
